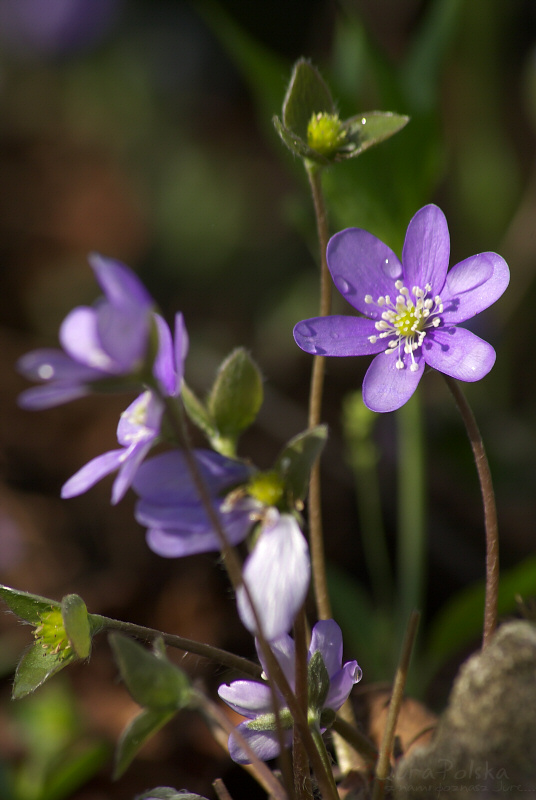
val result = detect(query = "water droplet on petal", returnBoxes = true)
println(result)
[334,275,351,295]
[381,257,402,280]
[38,364,54,380]
[331,332,339,340]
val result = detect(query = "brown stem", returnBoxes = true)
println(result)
[93,615,262,678]
[444,376,499,648]
[293,609,314,800]
[372,611,420,800]
[199,693,288,800]
[305,163,332,622]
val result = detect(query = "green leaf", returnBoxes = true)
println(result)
[276,425,327,503]
[12,644,76,700]
[341,112,410,159]
[0,584,60,624]
[109,633,192,711]
[136,790,209,800]
[114,707,176,778]
[61,594,91,659]
[207,348,263,455]
[273,115,323,162]
[181,383,217,440]
[282,59,335,141]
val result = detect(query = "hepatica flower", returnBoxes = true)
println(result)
[294,205,510,412]
[17,253,154,409]
[218,619,362,764]
[60,313,188,504]
[132,448,256,556]
[133,456,310,639]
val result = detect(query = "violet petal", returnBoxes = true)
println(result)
[326,228,403,317]
[237,514,310,640]
[402,204,450,292]
[217,680,273,718]
[61,449,125,498]
[294,316,386,357]
[423,326,496,382]
[309,619,343,677]
[228,723,283,765]
[441,252,510,324]
[362,351,424,413]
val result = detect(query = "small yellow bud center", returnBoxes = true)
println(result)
[33,607,73,659]
[307,112,346,156]
[247,471,285,507]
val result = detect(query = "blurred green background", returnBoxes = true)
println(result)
[1,0,536,797]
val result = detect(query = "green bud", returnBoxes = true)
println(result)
[307,112,347,157]
[33,606,73,661]
[307,650,330,714]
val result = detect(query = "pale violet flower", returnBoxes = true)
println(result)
[61,313,188,504]
[133,460,310,639]
[294,205,509,412]
[236,511,310,641]
[218,619,362,764]
[18,254,155,409]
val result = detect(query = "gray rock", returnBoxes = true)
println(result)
[394,621,536,799]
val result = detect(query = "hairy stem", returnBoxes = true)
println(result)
[444,376,499,648]
[305,162,332,622]
[198,692,288,800]
[93,615,262,678]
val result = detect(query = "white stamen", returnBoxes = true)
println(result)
[363,280,443,371]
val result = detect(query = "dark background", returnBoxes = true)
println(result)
[1,1,536,797]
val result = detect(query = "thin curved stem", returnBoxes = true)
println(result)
[158,392,337,799]
[198,691,288,800]
[443,376,499,648]
[305,162,332,622]
[92,615,262,678]
[372,611,420,800]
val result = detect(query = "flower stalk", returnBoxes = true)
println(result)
[305,161,332,623]
[444,376,499,648]
[372,610,420,800]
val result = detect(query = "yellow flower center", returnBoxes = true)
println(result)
[33,607,73,659]
[365,281,443,371]
[247,471,285,507]
[307,112,346,156]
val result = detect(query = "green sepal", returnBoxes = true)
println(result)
[339,112,410,159]
[282,59,335,142]
[0,584,60,624]
[136,788,209,800]
[109,633,193,711]
[12,643,77,700]
[61,594,92,659]
[307,650,330,714]
[114,707,176,779]
[273,58,409,165]
[181,382,217,441]
[207,348,263,456]
[275,425,327,505]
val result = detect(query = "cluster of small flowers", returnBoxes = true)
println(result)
[17,203,509,764]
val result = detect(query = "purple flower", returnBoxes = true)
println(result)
[294,205,509,412]
[133,456,310,639]
[237,511,310,641]
[218,619,362,764]
[18,254,155,410]
[61,390,163,505]
[60,313,188,504]
[132,449,257,557]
